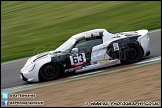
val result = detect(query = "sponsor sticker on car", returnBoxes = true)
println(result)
[99,60,109,65]
[113,43,119,51]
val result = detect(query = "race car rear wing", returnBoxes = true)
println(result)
[119,29,148,37]
[136,29,148,37]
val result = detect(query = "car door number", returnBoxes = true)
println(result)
[70,53,86,67]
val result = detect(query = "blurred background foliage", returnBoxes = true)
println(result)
[1,1,161,62]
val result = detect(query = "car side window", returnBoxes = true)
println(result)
[75,36,103,50]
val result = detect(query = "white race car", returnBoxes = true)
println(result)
[20,29,150,82]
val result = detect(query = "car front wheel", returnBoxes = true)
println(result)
[39,63,61,81]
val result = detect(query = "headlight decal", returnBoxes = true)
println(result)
[28,64,35,72]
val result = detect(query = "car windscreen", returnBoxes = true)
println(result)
[55,37,76,52]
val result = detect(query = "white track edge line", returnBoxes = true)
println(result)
[1,57,30,65]
[136,57,161,64]
[148,29,161,33]
[69,70,102,79]
[1,84,38,92]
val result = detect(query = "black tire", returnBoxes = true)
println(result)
[39,63,61,81]
[123,44,143,64]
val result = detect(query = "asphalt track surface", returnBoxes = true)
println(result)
[1,29,161,89]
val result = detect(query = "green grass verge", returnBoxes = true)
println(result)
[1,1,161,62]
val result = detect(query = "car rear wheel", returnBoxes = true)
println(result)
[39,63,61,81]
[123,44,143,64]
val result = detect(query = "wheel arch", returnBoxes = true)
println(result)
[106,40,144,61]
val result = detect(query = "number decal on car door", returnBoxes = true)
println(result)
[70,53,87,67]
